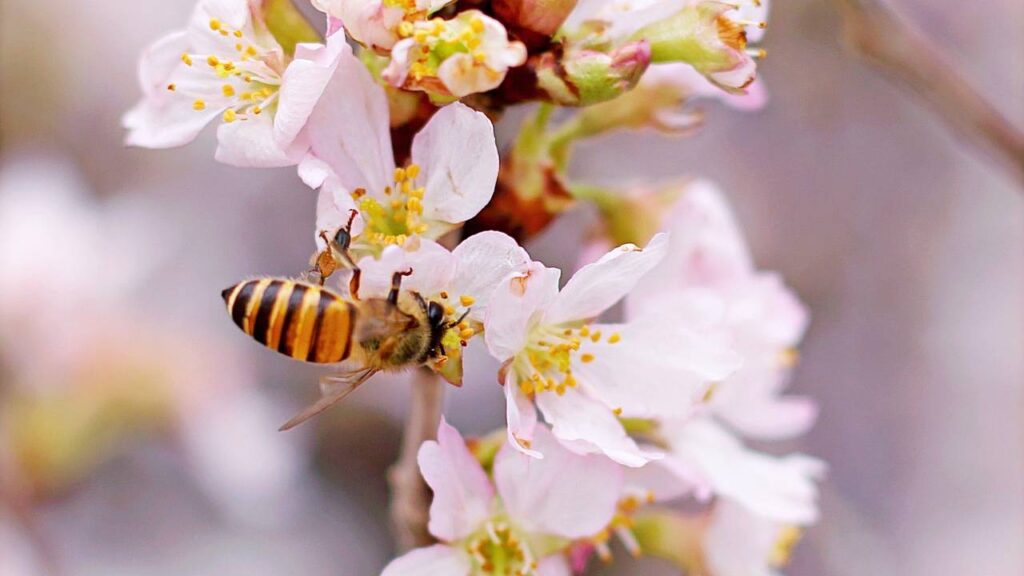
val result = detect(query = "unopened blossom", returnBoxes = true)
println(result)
[124,0,335,166]
[629,181,817,440]
[383,11,527,98]
[312,0,455,51]
[484,234,741,467]
[563,0,770,92]
[703,499,807,576]
[299,42,499,253]
[382,419,622,576]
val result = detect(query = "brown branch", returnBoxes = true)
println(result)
[387,369,445,551]
[834,0,1024,187]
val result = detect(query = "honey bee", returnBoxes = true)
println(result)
[222,214,461,431]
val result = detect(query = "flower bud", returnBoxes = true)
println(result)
[536,41,651,106]
[492,0,579,45]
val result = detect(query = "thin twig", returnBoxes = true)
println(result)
[834,0,1024,187]
[387,369,445,551]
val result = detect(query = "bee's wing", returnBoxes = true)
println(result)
[278,368,379,431]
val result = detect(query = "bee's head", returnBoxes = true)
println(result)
[427,301,445,330]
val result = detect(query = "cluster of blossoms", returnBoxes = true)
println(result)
[126,0,820,574]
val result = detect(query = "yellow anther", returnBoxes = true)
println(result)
[222,84,236,97]
[406,164,420,179]
[222,108,237,123]
[608,333,621,344]
[459,328,475,340]
[590,330,602,342]
[473,52,487,64]
[192,99,207,111]
[181,53,193,66]
[166,83,176,91]
[394,167,407,182]
[440,291,449,299]
[458,321,470,330]
[207,55,220,67]
[460,295,475,307]
[251,105,262,115]
[470,17,485,33]
[579,326,590,337]
[519,381,535,395]
[235,43,244,51]
[444,304,456,316]
[209,18,222,31]
[613,407,623,416]
[245,45,258,57]
[234,30,243,38]
[398,21,414,37]
[581,353,595,363]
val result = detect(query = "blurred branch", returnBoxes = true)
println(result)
[834,0,1024,187]
[387,369,444,551]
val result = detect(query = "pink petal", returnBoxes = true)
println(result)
[417,418,494,541]
[304,41,395,196]
[484,262,561,361]
[381,544,471,576]
[494,425,622,538]
[536,554,573,576]
[544,233,668,326]
[412,103,499,225]
[717,395,819,441]
[315,179,364,249]
[275,35,351,150]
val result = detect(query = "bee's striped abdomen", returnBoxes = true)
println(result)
[222,279,356,364]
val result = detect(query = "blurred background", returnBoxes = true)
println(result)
[1,0,1021,575]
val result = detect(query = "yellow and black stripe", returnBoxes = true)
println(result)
[222,278,356,363]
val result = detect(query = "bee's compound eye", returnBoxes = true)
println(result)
[427,301,445,328]
[333,228,351,248]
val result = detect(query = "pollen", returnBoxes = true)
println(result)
[209,18,222,31]
[769,526,803,567]
[459,327,476,340]
[207,55,220,67]
[222,84,236,97]
[581,353,595,363]
[608,332,621,344]
[460,295,476,307]
[181,53,193,66]
[166,83,176,91]
[192,99,206,111]
[222,108,237,123]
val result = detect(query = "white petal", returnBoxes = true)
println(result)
[123,95,222,149]
[418,418,494,541]
[663,419,824,524]
[305,42,395,195]
[573,321,740,418]
[494,425,622,538]
[356,239,456,299]
[484,263,561,361]
[503,372,542,458]
[412,103,499,225]
[717,395,818,441]
[704,499,787,576]
[275,36,349,149]
[214,111,307,167]
[545,233,668,326]
[136,30,190,96]
[381,545,471,576]
[315,178,364,248]
[535,388,662,468]
[450,231,531,321]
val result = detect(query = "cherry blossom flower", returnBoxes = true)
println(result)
[312,0,456,51]
[703,499,807,576]
[124,0,332,167]
[629,181,817,441]
[382,419,622,576]
[484,234,741,467]
[299,41,499,253]
[383,11,527,98]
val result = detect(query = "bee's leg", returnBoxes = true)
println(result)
[387,268,414,306]
[331,210,364,299]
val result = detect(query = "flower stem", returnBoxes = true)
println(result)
[387,368,445,551]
